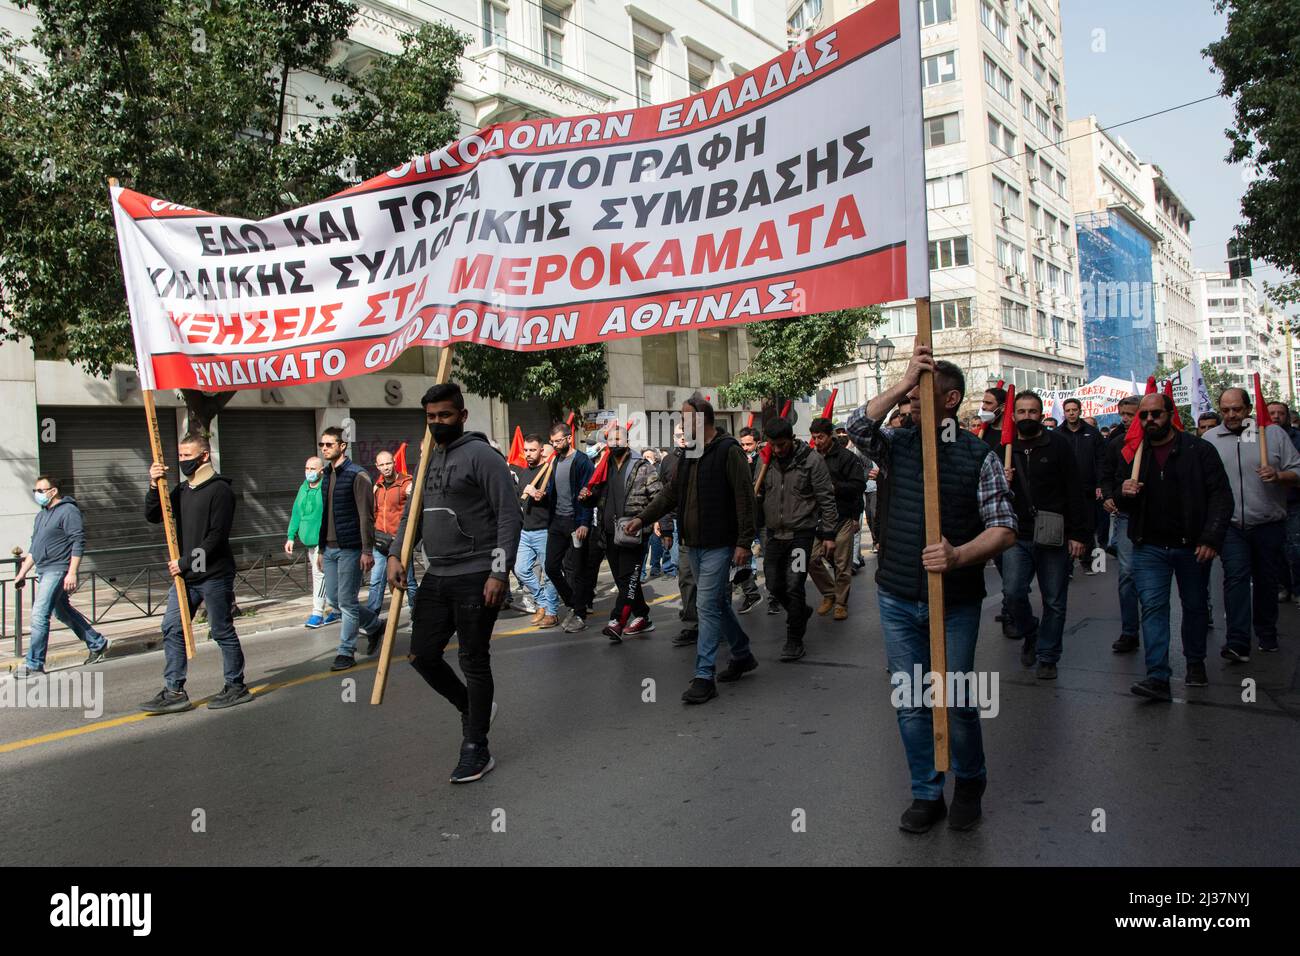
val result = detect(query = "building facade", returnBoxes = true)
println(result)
[1142,164,1197,369]
[1195,271,1285,392]
[0,0,786,559]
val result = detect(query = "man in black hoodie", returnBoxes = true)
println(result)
[1058,397,1107,571]
[999,392,1092,679]
[808,417,866,621]
[140,433,249,714]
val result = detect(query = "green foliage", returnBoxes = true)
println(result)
[718,308,882,407]
[1155,358,1282,426]
[1204,1,1300,313]
[455,344,609,423]
[0,0,467,386]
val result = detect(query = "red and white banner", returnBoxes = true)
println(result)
[112,2,928,391]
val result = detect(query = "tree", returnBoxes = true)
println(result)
[454,344,609,424]
[0,0,467,431]
[718,308,882,409]
[1204,1,1300,313]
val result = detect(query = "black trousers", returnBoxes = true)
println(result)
[546,518,596,615]
[763,532,814,639]
[605,540,650,623]
[408,570,500,745]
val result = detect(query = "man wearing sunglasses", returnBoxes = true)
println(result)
[1118,393,1233,700]
[317,426,382,671]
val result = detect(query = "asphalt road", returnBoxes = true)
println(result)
[2,560,1297,866]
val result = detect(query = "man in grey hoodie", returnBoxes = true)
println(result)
[1202,387,1300,658]
[389,383,521,784]
[12,475,108,677]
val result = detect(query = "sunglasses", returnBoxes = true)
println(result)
[318,441,340,448]
[1138,411,1167,421]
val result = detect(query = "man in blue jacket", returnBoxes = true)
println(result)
[541,421,597,633]
[12,475,109,677]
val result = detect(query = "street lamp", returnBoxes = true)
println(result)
[858,335,896,395]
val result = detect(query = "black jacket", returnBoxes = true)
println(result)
[145,471,236,583]
[1058,420,1106,493]
[1099,429,1127,503]
[999,429,1092,544]
[1114,430,1233,551]
[821,442,867,522]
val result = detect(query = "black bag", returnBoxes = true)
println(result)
[1015,449,1065,548]
[373,530,395,557]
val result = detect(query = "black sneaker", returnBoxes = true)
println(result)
[1111,634,1139,653]
[330,655,356,671]
[1019,635,1037,668]
[1130,677,1172,701]
[1258,641,1280,653]
[1220,646,1250,663]
[1184,661,1208,686]
[949,777,986,831]
[602,620,623,643]
[899,796,947,834]
[779,639,806,662]
[738,593,761,615]
[449,742,495,784]
[208,683,254,710]
[681,677,718,704]
[140,688,193,715]
[717,655,758,683]
[672,628,699,648]
[1035,661,1057,680]
[84,641,110,665]
[766,600,782,616]
[365,619,386,655]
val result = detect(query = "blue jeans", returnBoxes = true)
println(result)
[662,537,679,576]
[877,590,985,800]
[366,547,416,616]
[647,534,665,573]
[689,545,752,679]
[1000,539,1071,664]
[514,529,558,614]
[1110,513,1140,638]
[162,573,244,691]
[1221,522,1284,651]
[1131,544,1210,682]
[25,565,106,671]
[322,546,377,656]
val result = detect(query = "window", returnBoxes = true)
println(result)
[931,298,973,330]
[980,1,1008,46]
[983,55,1012,99]
[922,51,957,87]
[1017,39,1028,66]
[1038,156,1052,185]
[833,378,860,406]
[688,48,713,95]
[919,0,954,27]
[1051,313,1063,341]
[1049,73,1061,101]
[1031,55,1046,87]
[926,172,966,207]
[1029,201,1042,231]
[991,176,1022,220]
[788,0,823,32]
[632,20,662,107]
[482,0,508,48]
[1021,91,1033,121]
[1035,106,1050,136]
[1033,256,1045,285]
[641,331,680,384]
[924,112,961,147]
[929,236,970,269]
[997,238,1025,274]
[1001,297,1029,332]
[1066,319,1078,346]
[1055,170,1067,197]
[541,2,565,68]
[1048,262,1062,291]
[698,329,732,384]
[1035,309,1048,337]
[881,305,918,336]
[1052,121,1063,143]
[988,114,1015,154]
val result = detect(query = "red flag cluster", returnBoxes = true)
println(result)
[1000,385,1016,447]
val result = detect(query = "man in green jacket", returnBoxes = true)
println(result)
[285,455,334,628]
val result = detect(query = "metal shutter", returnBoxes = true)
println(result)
[36,406,180,573]
[507,399,554,443]
[347,409,429,476]
[216,410,317,561]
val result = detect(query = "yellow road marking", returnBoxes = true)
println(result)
[0,591,682,755]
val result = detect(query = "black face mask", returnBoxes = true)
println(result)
[432,421,464,445]
[179,457,203,477]
[1016,419,1041,438]
[898,413,913,428]
[611,446,630,460]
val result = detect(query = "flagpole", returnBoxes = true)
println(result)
[371,344,453,705]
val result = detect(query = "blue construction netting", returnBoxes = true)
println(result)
[1076,211,1158,383]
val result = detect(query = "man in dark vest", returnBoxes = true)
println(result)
[317,425,381,671]
[627,395,758,704]
[847,343,1016,834]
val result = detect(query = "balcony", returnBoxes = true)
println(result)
[463,46,617,126]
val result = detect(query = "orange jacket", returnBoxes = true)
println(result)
[373,472,413,536]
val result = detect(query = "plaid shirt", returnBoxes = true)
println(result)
[846,407,1017,532]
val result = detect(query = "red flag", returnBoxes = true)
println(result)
[1145,375,1157,395]
[566,411,576,447]
[1000,385,1016,447]
[393,441,408,475]
[759,443,772,464]
[746,412,754,428]
[996,379,1005,389]
[506,426,527,468]
[1254,372,1269,427]
[1121,403,1146,463]
[587,446,611,487]
[779,400,792,418]
[1163,380,1184,431]
[820,388,838,420]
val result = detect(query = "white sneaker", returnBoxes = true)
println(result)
[521,595,538,614]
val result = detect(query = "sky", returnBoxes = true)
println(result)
[1059,0,1291,303]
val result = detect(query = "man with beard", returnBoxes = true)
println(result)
[977,387,1007,450]
[542,421,596,633]
[514,434,560,629]
[1118,393,1232,699]
[808,417,866,621]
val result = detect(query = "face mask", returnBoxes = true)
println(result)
[305,470,319,483]
[898,414,913,428]
[179,457,202,478]
[977,409,997,424]
[34,492,50,508]
[432,421,464,445]
[1016,419,1041,438]
[612,446,630,459]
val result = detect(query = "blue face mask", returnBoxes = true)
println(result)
[34,491,50,508]
[305,471,319,483]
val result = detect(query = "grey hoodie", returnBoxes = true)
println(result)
[1201,421,1300,529]
[29,496,87,570]
[393,431,521,580]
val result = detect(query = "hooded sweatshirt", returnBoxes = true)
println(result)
[144,464,237,583]
[393,431,521,580]
[29,496,88,570]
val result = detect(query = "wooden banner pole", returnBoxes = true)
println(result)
[913,297,949,772]
[371,345,453,705]
[521,454,556,501]
[142,389,197,660]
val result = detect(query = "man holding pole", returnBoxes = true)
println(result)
[514,434,560,629]
[368,450,417,617]
[140,434,250,714]
[390,383,520,783]
[846,343,1016,833]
